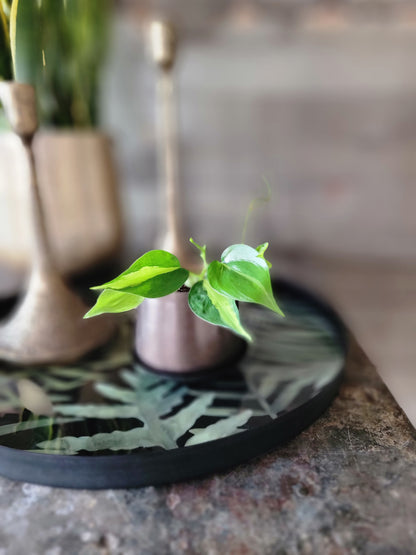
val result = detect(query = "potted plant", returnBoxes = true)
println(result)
[85,239,284,375]
[0,0,122,278]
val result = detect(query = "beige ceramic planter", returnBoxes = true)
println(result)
[0,130,122,275]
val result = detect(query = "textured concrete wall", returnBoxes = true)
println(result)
[103,3,416,262]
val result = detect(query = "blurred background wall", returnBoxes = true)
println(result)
[104,0,416,263]
[98,1,416,424]
[2,0,413,421]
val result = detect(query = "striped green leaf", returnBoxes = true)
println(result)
[91,250,189,299]
[84,289,143,319]
[207,259,284,316]
[188,279,252,342]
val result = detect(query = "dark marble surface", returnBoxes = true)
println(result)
[0,338,415,555]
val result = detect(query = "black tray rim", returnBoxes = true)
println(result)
[0,278,348,489]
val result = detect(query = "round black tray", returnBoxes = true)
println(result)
[0,279,347,489]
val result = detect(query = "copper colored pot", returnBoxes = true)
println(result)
[134,290,246,375]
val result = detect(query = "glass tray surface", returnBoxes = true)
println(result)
[0,280,347,489]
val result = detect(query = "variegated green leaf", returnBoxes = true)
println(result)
[92,250,189,298]
[84,289,143,319]
[188,280,252,342]
[221,243,269,269]
[208,259,284,316]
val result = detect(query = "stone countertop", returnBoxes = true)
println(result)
[0,338,415,555]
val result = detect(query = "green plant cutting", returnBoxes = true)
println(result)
[85,239,284,342]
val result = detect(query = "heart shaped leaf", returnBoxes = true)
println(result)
[207,260,284,316]
[91,250,189,298]
[188,280,252,342]
[84,289,143,319]
[221,243,269,269]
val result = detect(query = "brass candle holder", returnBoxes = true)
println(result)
[134,22,245,374]
[150,20,199,270]
[0,82,115,365]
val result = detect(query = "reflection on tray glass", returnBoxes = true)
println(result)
[0,291,345,456]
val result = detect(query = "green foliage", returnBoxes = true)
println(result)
[255,242,272,268]
[36,363,253,453]
[0,0,11,80]
[186,410,253,446]
[0,301,344,456]
[211,244,277,313]
[0,0,10,16]
[9,0,110,127]
[188,280,252,342]
[91,250,189,298]
[86,240,284,342]
[207,260,282,315]
[84,289,143,319]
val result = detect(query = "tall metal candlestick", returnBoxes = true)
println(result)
[150,20,199,271]
[134,22,245,374]
[0,82,115,365]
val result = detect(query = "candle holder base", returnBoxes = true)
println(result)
[0,270,115,365]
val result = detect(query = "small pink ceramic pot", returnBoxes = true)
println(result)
[134,290,246,376]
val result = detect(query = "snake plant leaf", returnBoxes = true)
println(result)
[188,280,252,342]
[0,1,10,17]
[10,0,110,126]
[91,250,189,298]
[84,289,143,319]
[56,0,110,126]
[207,259,284,316]
[10,0,43,83]
[0,0,11,80]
